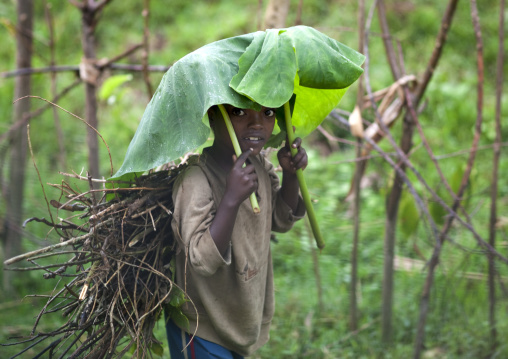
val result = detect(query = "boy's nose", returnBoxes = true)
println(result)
[248,112,263,127]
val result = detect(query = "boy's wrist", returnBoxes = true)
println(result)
[220,193,243,211]
[282,170,298,181]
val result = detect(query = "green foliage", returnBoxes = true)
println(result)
[98,74,133,101]
[399,190,420,238]
[1,0,508,358]
[150,341,164,357]
[164,286,189,330]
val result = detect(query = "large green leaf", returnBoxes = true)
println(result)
[231,27,364,104]
[112,33,261,179]
[230,26,365,141]
[112,26,364,179]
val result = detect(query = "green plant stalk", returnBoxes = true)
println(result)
[218,104,261,214]
[284,102,325,249]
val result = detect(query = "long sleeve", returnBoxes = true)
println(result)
[171,166,231,277]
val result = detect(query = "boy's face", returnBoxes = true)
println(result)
[212,105,277,156]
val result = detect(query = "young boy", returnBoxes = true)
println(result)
[166,104,307,358]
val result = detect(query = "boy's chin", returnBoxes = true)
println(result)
[240,142,266,156]
[243,146,263,156]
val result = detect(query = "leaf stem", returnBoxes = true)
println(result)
[218,104,261,214]
[283,102,325,249]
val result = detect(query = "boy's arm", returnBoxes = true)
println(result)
[210,149,258,257]
[171,167,231,276]
[277,137,308,212]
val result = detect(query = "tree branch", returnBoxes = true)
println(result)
[96,43,143,69]
[1,63,170,78]
[415,0,460,103]
[377,0,401,80]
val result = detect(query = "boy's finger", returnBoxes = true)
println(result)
[243,163,256,174]
[291,137,302,149]
[293,146,306,160]
[234,148,252,167]
[294,156,308,170]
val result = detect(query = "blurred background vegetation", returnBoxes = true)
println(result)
[1,0,507,358]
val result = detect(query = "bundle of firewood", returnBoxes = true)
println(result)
[3,163,191,358]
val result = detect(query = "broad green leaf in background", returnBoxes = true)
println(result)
[99,74,133,101]
[429,164,476,226]
[450,163,475,203]
[112,26,365,180]
[150,342,164,357]
[399,191,420,238]
[430,187,447,226]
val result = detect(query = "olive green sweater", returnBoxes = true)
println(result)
[171,150,305,356]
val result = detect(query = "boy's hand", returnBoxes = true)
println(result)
[224,149,258,207]
[277,137,308,175]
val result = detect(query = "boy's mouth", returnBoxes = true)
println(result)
[240,136,266,152]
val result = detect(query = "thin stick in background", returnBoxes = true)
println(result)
[487,0,505,352]
[142,0,154,98]
[413,1,485,357]
[349,0,366,333]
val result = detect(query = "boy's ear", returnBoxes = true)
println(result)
[207,108,214,120]
[207,106,216,119]
[207,106,218,131]
[207,105,221,122]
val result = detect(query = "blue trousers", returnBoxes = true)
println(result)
[165,319,244,359]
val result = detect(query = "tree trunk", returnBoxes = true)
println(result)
[80,1,101,181]
[376,0,406,345]
[263,0,290,29]
[381,113,414,344]
[3,0,33,296]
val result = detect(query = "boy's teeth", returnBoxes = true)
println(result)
[246,137,261,140]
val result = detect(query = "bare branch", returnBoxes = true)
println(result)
[377,0,401,79]
[415,0,460,103]
[1,63,170,78]
[141,0,154,98]
[97,43,143,69]
[4,232,94,266]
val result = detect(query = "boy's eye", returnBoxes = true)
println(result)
[265,109,275,117]
[231,108,245,116]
